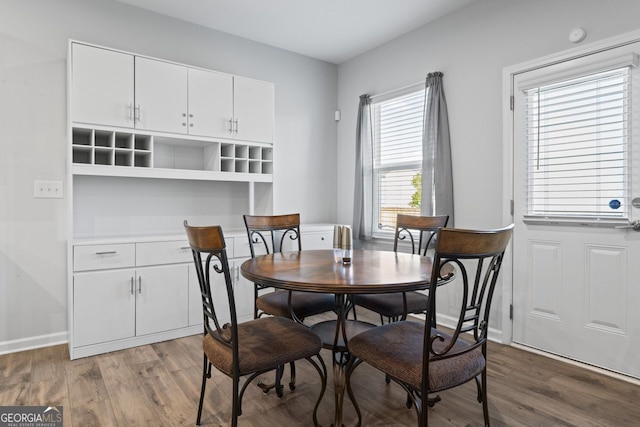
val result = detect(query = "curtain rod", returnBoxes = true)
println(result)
[369,79,424,100]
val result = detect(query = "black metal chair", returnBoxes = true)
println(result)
[243,213,337,394]
[352,214,449,324]
[184,221,327,427]
[345,225,514,427]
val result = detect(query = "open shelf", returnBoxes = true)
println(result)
[71,126,273,180]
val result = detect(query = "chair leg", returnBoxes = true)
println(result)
[480,370,490,426]
[275,364,285,398]
[345,356,363,427]
[306,354,328,427]
[196,354,210,425]
[288,361,297,391]
[232,375,240,427]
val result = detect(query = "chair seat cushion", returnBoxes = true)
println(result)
[203,316,322,376]
[348,321,485,392]
[257,290,336,319]
[352,292,428,318]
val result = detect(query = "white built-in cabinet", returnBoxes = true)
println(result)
[68,41,324,360]
[71,42,273,144]
[70,42,274,180]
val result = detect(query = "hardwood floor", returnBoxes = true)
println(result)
[2,314,640,426]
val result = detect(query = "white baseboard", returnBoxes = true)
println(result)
[0,331,68,356]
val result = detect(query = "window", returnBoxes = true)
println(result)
[371,86,425,235]
[523,67,630,220]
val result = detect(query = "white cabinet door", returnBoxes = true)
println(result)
[135,57,188,134]
[188,68,233,138]
[73,269,136,347]
[233,76,274,144]
[232,258,255,323]
[136,264,189,336]
[188,264,203,327]
[71,44,134,127]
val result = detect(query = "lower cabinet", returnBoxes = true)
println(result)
[74,264,188,347]
[71,239,195,359]
[70,225,332,359]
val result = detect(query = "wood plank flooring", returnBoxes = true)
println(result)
[2,314,639,426]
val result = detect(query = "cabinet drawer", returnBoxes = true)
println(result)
[234,237,254,258]
[303,231,333,250]
[136,240,192,266]
[74,244,136,272]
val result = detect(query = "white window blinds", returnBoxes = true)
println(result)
[371,88,425,232]
[523,67,630,220]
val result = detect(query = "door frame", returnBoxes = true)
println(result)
[501,28,640,346]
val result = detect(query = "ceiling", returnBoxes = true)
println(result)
[116,0,476,64]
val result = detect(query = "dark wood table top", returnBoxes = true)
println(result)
[240,249,447,294]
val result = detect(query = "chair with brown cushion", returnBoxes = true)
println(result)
[184,221,327,427]
[345,225,514,427]
[244,214,337,321]
[243,213,337,393]
[352,214,449,324]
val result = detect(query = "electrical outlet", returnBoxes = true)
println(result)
[34,180,64,199]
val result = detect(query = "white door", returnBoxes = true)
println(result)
[512,42,640,378]
[188,68,233,138]
[136,264,189,336]
[233,76,274,143]
[135,57,188,134]
[71,43,134,127]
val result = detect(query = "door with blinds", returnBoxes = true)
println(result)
[512,41,640,378]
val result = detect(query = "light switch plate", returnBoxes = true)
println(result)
[34,180,64,199]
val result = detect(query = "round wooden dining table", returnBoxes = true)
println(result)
[241,249,450,427]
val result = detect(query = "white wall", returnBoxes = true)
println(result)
[336,0,640,338]
[0,0,338,350]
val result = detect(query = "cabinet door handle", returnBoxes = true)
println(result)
[234,118,239,134]
[127,103,133,122]
[228,118,234,133]
[137,276,142,294]
[95,251,117,255]
[134,105,141,122]
[130,277,135,295]
[180,246,191,250]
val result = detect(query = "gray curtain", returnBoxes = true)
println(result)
[352,94,373,241]
[421,72,454,224]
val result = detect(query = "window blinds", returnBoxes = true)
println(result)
[372,88,425,230]
[523,67,630,220]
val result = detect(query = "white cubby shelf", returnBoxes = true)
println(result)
[71,125,273,182]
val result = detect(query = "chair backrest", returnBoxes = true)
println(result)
[184,221,238,347]
[424,224,513,369]
[393,214,449,255]
[243,213,302,257]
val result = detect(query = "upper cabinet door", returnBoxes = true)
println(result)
[233,76,274,144]
[71,44,134,127]
[188,68,233,138]
[135,57,188,134]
